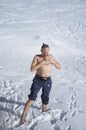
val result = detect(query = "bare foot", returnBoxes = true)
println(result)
[19,116,26,125]
[42,104,47,112]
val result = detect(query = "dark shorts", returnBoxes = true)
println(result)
[28,74,52,105]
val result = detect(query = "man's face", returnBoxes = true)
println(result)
[41,47,50,56]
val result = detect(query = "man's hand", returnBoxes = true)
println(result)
[42,56,55,65]
[41,60,51,65]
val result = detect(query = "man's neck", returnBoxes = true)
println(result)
[42,54,48,57]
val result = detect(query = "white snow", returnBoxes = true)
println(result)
[0,0,86,130]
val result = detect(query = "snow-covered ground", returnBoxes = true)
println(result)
[0,0,86,130]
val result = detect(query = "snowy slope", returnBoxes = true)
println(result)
[0,0,86,130]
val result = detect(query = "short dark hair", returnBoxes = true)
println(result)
[41,43,49,49]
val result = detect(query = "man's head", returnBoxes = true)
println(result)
[41,43,50,56]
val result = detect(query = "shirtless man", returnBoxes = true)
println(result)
[20,43,61,124]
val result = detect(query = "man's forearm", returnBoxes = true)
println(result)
[54,61,61,69]
[30,62,43,72]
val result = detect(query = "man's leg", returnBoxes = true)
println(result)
[42,104,47,112]
[41,78,52,112]
[20,99,33,124]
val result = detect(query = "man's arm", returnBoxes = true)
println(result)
[30,56,51,72]
[50,55,61,69]
[30,56,41,72]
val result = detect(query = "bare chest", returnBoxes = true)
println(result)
[37,56,50,64]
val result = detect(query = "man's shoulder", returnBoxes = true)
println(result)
[49,54,53,56]
[33,54,41,59]
[35,54,42,57]
[36,54,41,56]
[49,54,54,57]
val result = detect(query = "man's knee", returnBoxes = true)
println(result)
[41,95,49,105]
[28,94,37,101]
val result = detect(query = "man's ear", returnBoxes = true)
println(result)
[40,49,42,52]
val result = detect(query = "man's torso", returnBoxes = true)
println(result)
[36,54,53,77]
